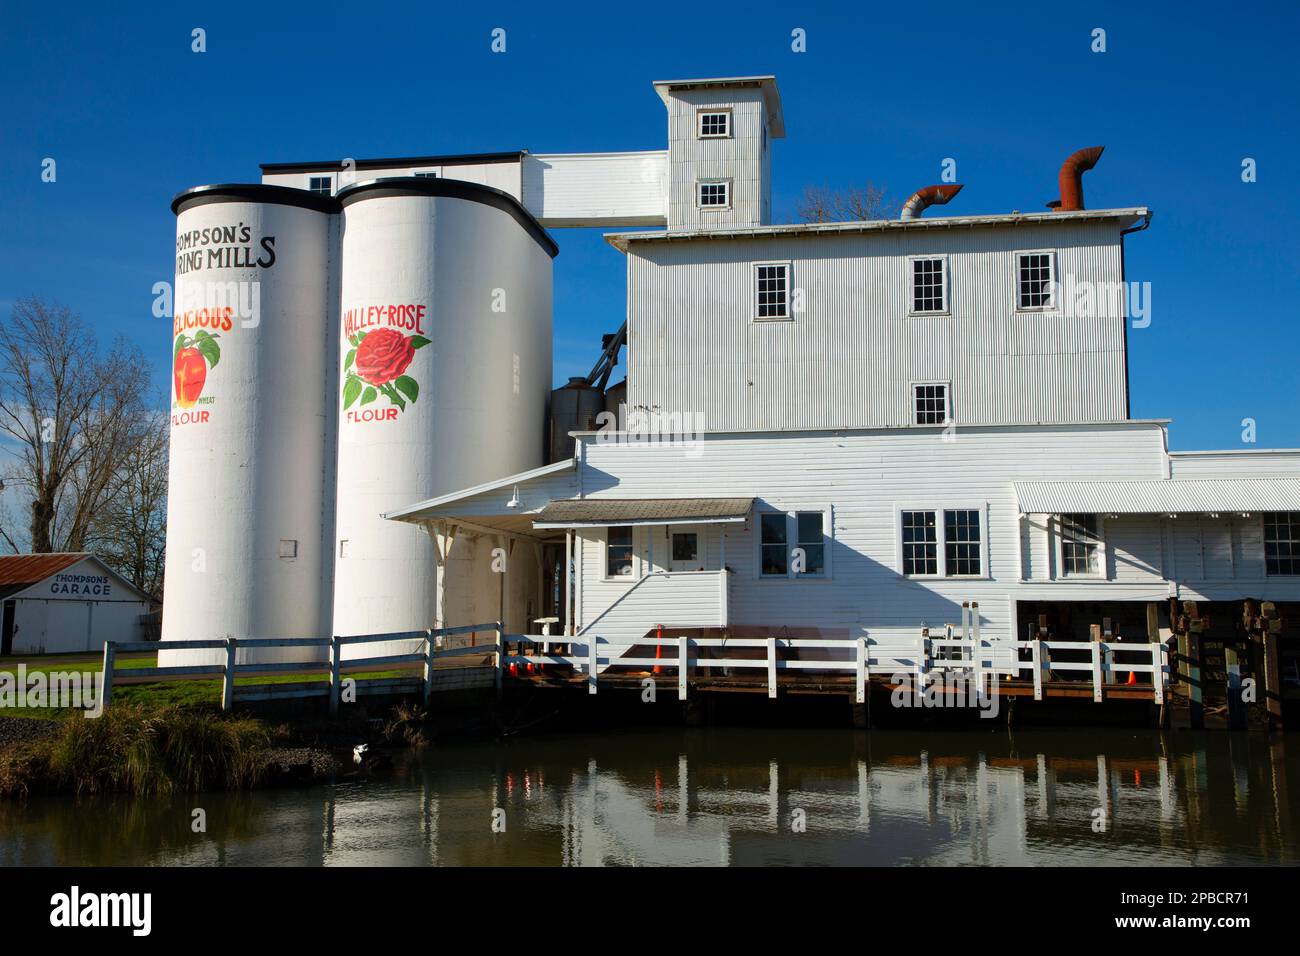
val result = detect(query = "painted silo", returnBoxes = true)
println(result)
[162,185,338,665]
[333,178,555,657]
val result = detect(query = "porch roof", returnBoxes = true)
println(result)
[1013,477,1300,515]
[532,497,754,529]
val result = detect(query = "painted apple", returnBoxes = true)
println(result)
[174,347,207,408]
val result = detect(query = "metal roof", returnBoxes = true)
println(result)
[1013,478,1300,515]
[652,76,785,138]
[384,458,576,523]
[0,552,89,587]
[533,497,754,528]
[605,207,1150,251]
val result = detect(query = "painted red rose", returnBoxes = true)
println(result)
[354,328,416,386]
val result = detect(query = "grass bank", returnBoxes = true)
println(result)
[0,705,290,798]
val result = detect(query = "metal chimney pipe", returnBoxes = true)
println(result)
[900,183,963,220]
[1050,146,1105,211]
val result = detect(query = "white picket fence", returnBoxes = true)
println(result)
[100,622,505,712]
[503,631,1169,705]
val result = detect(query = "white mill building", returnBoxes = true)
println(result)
[165,76,1300,680]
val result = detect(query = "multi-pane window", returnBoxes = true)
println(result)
[413,171,439,178]
[1016,252,1055,310]
[795,512,825,575]
[606,526,633,577]
[1264,512,1300,576]
[755,263,790,319]
[901,509,984,577]
[760,513,789,576]
[911,257,947,313]
[308,175,333,195]
[901,511,938,576]
[1060,513,1102,576]
[944,510,982,576]
[913,383,950,425]
[698,180,730,208]
[698,111,732,137]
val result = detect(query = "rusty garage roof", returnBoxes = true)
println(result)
[0,552,91,599]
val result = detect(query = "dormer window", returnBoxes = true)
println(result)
[698,110,732,138]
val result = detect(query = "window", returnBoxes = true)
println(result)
[671,532,699,563]
[606,526,634,577]
[901,511,938,575]
[910,257,947,313]
[413,170,439,178]
[308,175,333,196]
[944,510,982,576]
[900,508,985,577]
[1060,513,1102,576]
[760,513,788,576]
[698,180,730,208]
[338,539,349,558]
[913,383,950,425]
[698,110,732,138]
[1264,512,1300,576]
[1016,251,1055,310]
[754,262,790,320]
[795,512,825,575]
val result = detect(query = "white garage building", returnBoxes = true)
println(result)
[0,554,154,656]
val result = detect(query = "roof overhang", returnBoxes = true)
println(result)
[605,207,1150,252]
[532,497,754,529]
[652,76,784,138]
[383,458,575,525]
[1014,478,1300,515]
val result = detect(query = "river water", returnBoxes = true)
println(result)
[1,728,1294,866]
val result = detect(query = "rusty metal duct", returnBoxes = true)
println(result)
[899,184,963,220]
[1048,146,1105,211]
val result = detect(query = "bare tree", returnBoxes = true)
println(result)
[796,182,899,223]
[87,414,168,599]
[0,298,154,554]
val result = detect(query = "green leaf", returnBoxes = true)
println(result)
[342,377,362,410]
[394,375,418,403]
[195,335,221,369]
[409,335,431,350]
[344,349,356,373]
[360,386,377,406]
[381,383,405,411]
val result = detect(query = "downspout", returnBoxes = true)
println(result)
[1119,211,1153,421]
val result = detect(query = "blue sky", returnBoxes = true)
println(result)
[2,0,1297,451]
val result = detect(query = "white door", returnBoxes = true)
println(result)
[669,530,703,572]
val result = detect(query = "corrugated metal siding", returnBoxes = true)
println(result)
[1015,477,1300,513]
[626,221,1128,431]
[666,89,767,230]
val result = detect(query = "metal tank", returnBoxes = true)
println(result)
[332,178,556,658]
[162,185,338,666]
[549,377,605,463]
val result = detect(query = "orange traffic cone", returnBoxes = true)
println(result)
[1126,670,1137,685]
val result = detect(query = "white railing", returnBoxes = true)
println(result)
[100,622,506,713]
[502,632,1169,705]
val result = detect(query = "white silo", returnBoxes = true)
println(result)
[333,178,555,657]
[162,185,339,665]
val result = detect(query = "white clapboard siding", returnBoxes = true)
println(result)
[523,152,667,227]
[1169,449,1300,479]
[625,219,1130,432]
[578,570,726,667]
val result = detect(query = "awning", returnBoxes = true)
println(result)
[1014,478,1300,515]
[532,497,754,529]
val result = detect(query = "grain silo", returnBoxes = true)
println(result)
[332,178,556,658]
[162,185,338,665]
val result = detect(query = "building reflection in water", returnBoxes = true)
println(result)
[0,730,1293,866]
